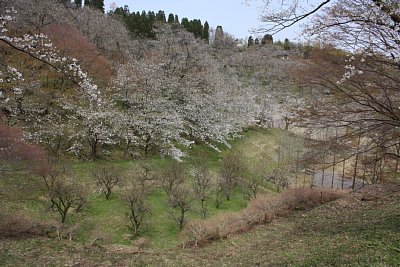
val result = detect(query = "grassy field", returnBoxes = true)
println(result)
[1,127,399,266]
[0,127,285,250]
[1,183,399,266]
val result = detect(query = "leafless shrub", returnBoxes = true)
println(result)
[182,188,343,246]
[220,152,243,201]
[88,228,112,247]
[0,213,51,239]
[43,167,88,223]
[264,167,291,192]
[242,175,262,199]
[169,184,195,230]
[132,162,157,186]
[93,166,121,199]
[124,181,150,237]
[192,164,212,218]
[159,161,185,200]
[213,178,225,209]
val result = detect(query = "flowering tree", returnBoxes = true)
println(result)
[113,57,185,159]
[0,4,100,101]
[0,2,119,161]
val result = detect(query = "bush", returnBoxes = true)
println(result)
[0,213,51,239]
[182,188,343,246]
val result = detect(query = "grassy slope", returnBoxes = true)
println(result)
[0,127,283,250]
[162,183,400,267]
[1,128,399,266]
[1,183,399,266]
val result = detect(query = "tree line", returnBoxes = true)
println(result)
[112,6,210,41]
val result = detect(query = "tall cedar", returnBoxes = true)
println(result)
[74,0,82,7]
[85,0,104,13]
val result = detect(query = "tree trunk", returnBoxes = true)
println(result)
[144,134,151,158]
[342,158,345,190]
[200,199,206,218]
[295,151,299,188]
[352,133,362,190]
[395,143,400,173]
[332,153,336,189]
[179,208,185,229]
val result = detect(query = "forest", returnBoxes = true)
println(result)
[0,0,399,266]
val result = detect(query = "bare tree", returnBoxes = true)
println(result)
[265,167,290,192]
[242,175,262,199]
[133,162,157,186]
[169,185,195,230]
[46,173,88,223]
[124,182,150,237]
[220,152,242,201]
[213,179,225,209]
[93,166,120,199]
[246,0,333,35]
[192,165,212,218]
[159,161,186,200]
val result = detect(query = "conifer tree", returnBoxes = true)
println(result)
[181,18,190,30]
[261,34,273,45]
[168,13,175,23]
[190,19,203,38]
[203,21,210,41]
[74,0,82,7]
[248,36,254,47]
[284,38,291,50]
[156,10,166,22]
[84,0,104,13]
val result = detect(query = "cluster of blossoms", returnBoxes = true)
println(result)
[0,7,99,102]
[0,66,23,83]
[337,55,365,84]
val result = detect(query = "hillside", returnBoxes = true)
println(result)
[1,183,399,266]
[1,0,400,266]
[0,128,285,249]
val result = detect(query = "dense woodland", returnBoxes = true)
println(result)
[0,0,399,265]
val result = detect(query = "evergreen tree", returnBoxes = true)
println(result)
[74,0,82,7]
[168,13,175,23]
[148,11,156,23]
[156,10,166,22]
[248,36,254,47]
[284,38,291,50]
[202,21,209,41]
[85,0,104,13]
[254,38,260,45]
[174,15,179,24]
[261,34,273,45]
[94,0,105,13]
[181,18,190,30]
[190,19,203,38]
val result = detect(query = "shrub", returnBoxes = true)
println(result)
[93,166,121,199]
[182,188,343,246]
[0,213,51,239]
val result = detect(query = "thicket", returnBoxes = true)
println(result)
[182,188,343,247]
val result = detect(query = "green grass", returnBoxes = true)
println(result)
[0,127,284,251]
[1,184,399,266]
